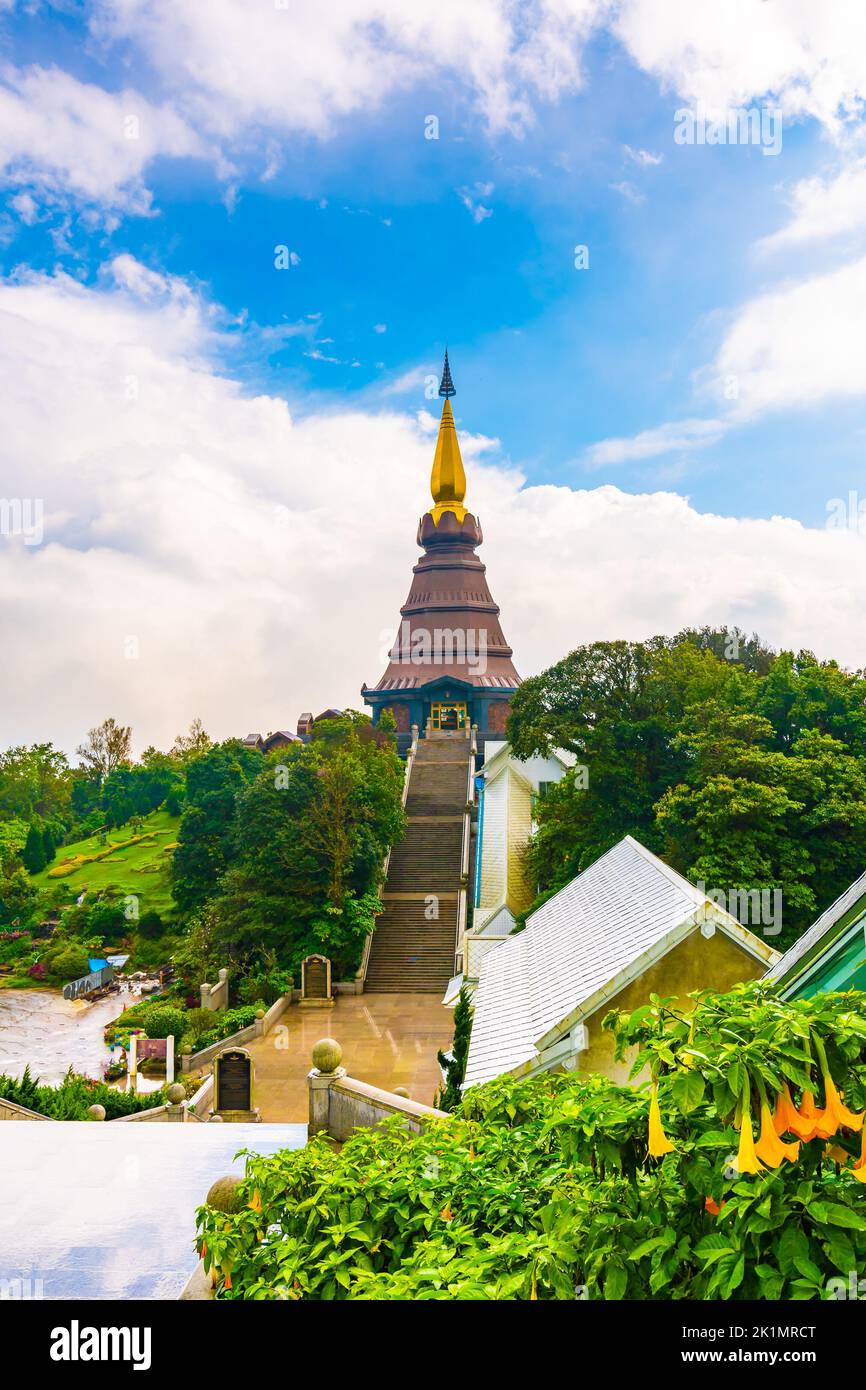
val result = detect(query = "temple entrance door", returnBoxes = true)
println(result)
[430,701,468,731]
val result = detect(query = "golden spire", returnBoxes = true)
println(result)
[429,351,467,523]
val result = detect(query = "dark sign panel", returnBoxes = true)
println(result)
[216,1049,251,1111]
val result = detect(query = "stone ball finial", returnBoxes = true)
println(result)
[86,1103,106,1121]
[206,1175,244,1213]
[167,1082,186,1105]
[255,1008,265,1020]
[312,1038,342,1074]
[393,1086,410,1099]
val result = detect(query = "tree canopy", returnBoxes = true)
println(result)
[509,634,866,946]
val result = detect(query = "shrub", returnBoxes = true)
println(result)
[144,1006,186,1043]
[184,1007,216,1038]
[196,1004,265,1050]
[237,969,292,1007]
[137,911,165,940]
[0,1066,168,1121]
[46,943,89,982]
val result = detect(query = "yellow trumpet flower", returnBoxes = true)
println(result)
[772,1084,800,1136]
[786,1089,818,1139]
[248,1188,262,1212]
[820,1073,864,1134]
[850,1126,866,1183]
[754,1102,800,1167]
[648,1083,675,1157]
[734,1090,764,1175]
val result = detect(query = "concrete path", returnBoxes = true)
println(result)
[236,993,453,1122]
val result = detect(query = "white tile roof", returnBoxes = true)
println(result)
[764,868,866,983]
[463,834,771,1090]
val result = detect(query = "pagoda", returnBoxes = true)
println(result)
[363,352,520,751]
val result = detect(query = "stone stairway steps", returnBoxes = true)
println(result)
[364,737,472,994]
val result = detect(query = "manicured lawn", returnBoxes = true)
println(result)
[32,809,181,919]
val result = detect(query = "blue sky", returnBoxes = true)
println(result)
[3,2,866,750]
[4,2,863,525]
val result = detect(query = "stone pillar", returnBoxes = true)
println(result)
[165,1082,187,1122]
[308,1038,346,1137]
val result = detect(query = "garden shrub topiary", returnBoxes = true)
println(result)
[144,1006,186,1043]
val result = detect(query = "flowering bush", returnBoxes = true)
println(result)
[196,983,866,1301]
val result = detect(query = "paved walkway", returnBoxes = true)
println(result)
[234,993,453,1123]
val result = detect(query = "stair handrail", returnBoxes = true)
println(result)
[454,733,477,975]
[357,723,419,986]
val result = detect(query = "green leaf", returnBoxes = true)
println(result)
[672,1071,706,1115]
[821,1204,866,1231]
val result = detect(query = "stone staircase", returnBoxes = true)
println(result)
[364,734,472,994]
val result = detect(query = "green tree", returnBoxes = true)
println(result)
[436,985,473,1111]
[211,725,404,975]
[170,740,266,912]
[76,717,133,779]
[0,864,38,926]
[171,717,212,762]
[0,743,71,823]
[513,639,747,889]
[41,824,56,863]
[21,822,47,874]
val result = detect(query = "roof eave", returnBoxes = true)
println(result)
[533,904,780,1054]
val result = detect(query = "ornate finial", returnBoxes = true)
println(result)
[429,397,467,524]
[438,348,456,398]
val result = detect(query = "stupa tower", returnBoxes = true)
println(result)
[362,352,520,752]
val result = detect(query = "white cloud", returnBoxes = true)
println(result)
[457,182,495,222]
[3,260,866,758]
[92,0,608,140]
[614,0,866,134]
[623,144,662,166]
[0,64,204,214]
[708,254,866,417]
[585,418,727,467]
[9,0,866,219]
[757,159,866,254]
[609,179,645,205]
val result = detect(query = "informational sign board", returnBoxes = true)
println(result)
[301,954,331,1000]
[215,1049,252,1112]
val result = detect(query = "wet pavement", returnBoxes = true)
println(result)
[0,1122,305,1299]
[0,988,127,1085]
[239,992,453,1121]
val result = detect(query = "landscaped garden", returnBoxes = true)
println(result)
[197,982,866,1300]
[0,1065,178,1120]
